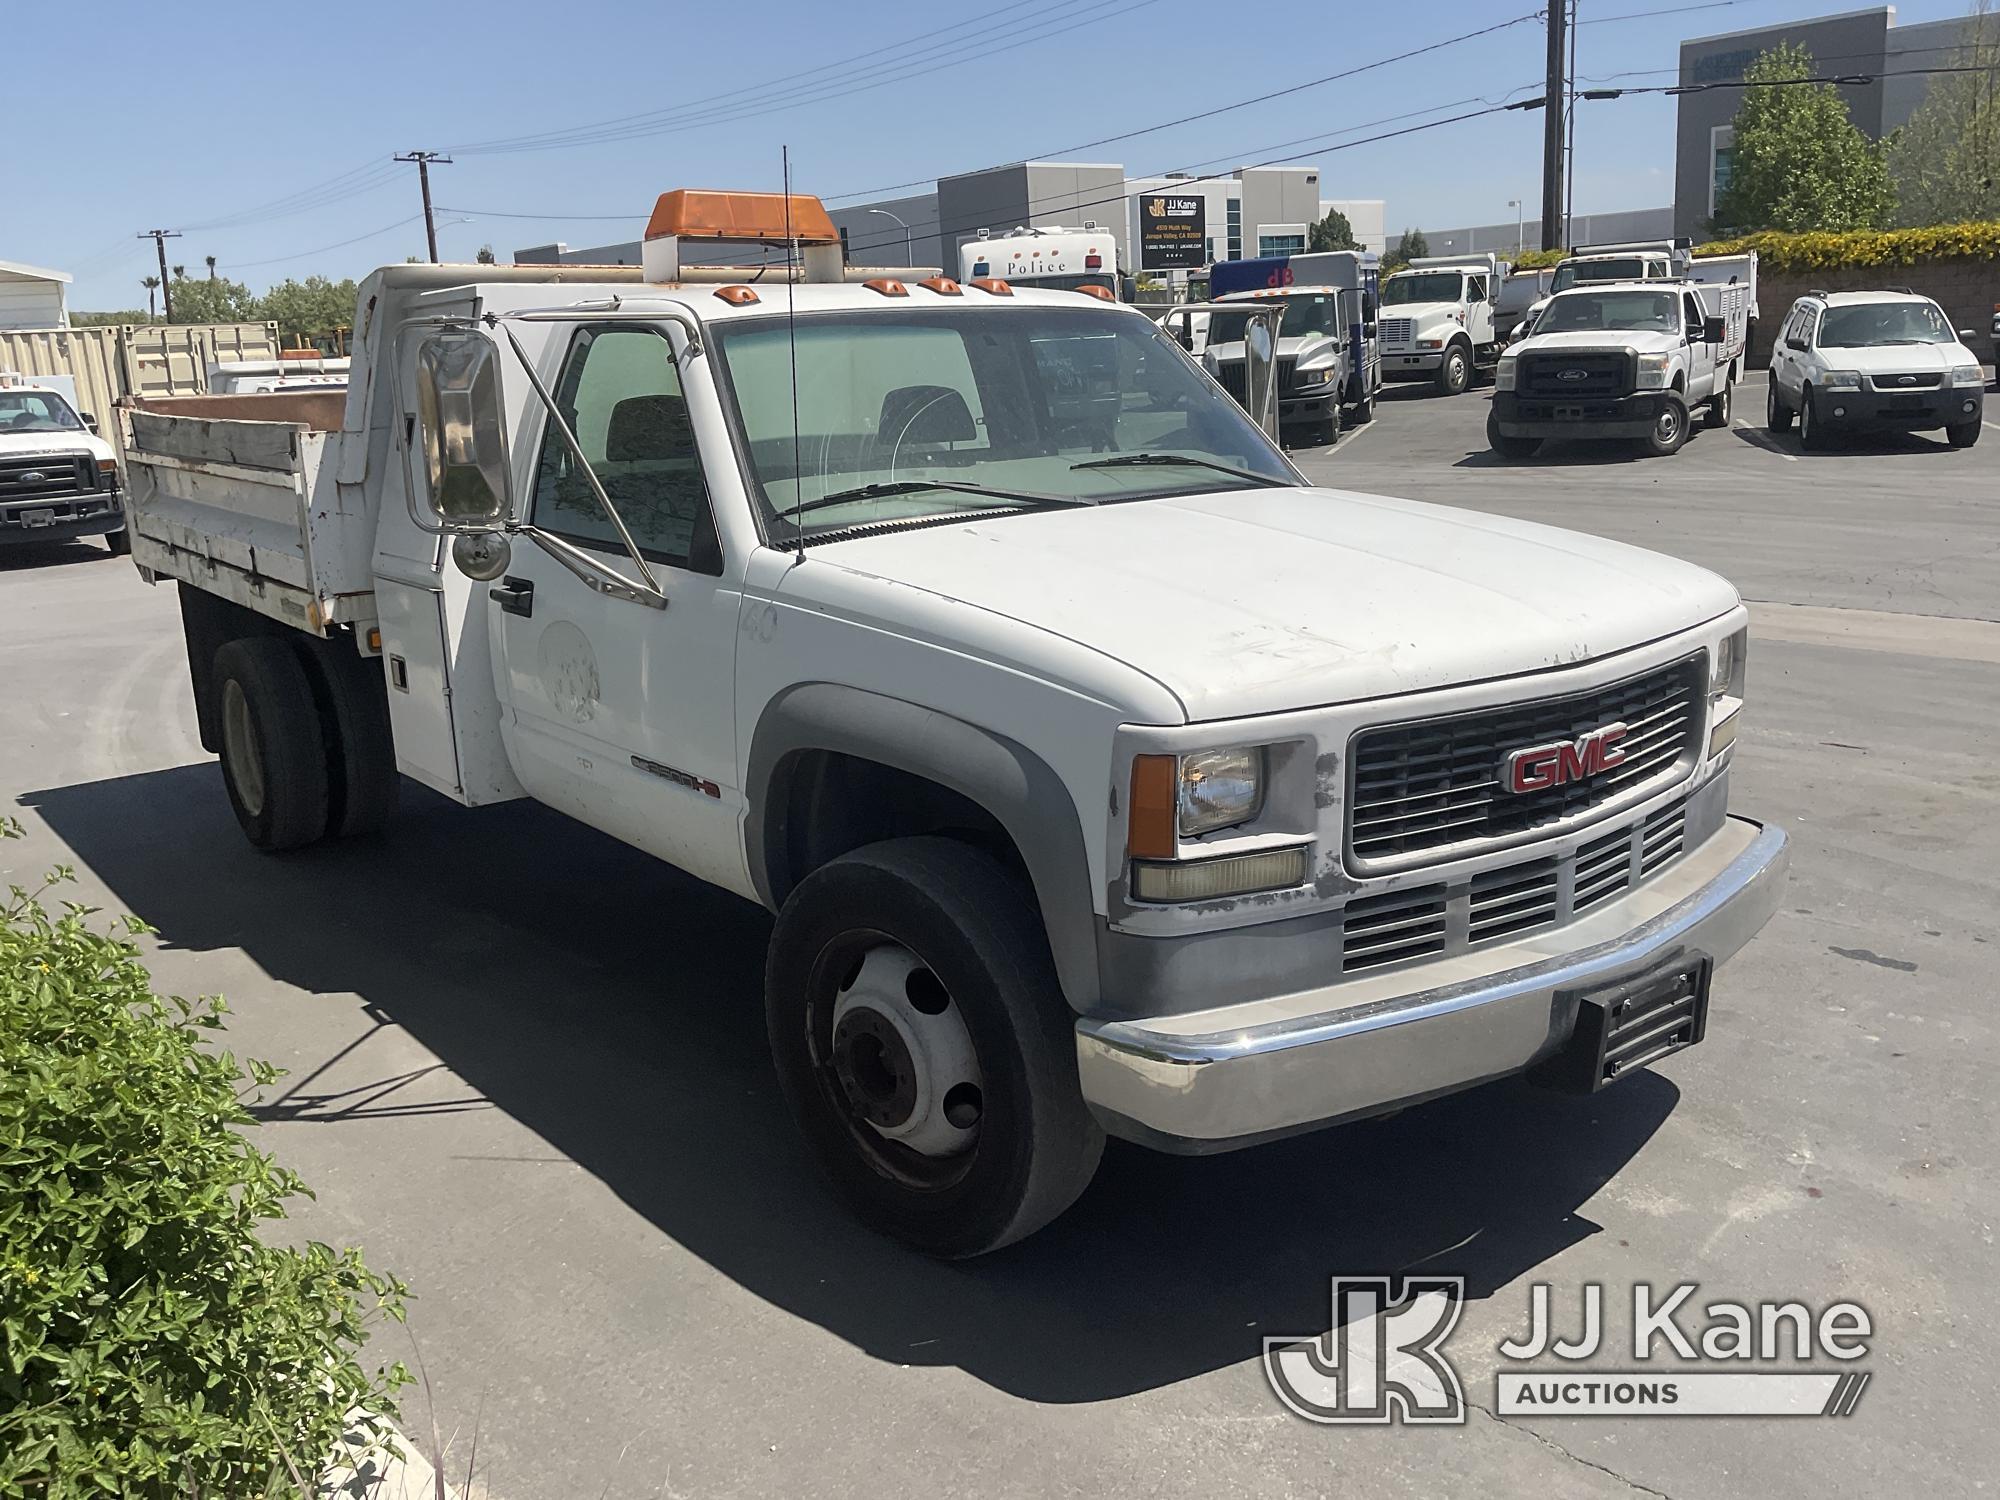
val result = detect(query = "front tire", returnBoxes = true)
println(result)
[1798,387,1828,451]
[1946,419,1981,448]
[1435,344,1470,397]
[1486,410,1539,460]
[104,526,132,557]
[1766,377,1793,432]
[213,637,330,852]
[765,836,1104,1258]
[1638,393,1690,458]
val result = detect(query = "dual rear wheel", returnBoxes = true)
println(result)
[213,634,399,852]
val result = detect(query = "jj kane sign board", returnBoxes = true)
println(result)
[1140,194,1207,270]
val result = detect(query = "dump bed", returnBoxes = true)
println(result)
[122,390,374,634]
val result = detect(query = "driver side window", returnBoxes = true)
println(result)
[531,326,722,574]
[1683,293,1704,337]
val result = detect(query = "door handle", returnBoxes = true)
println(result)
[490,576,534,617]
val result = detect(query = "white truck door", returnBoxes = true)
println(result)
[487,321,748,892]
[1682,290,1716,397]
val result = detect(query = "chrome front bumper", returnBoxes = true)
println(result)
[1075,816,1788,1153]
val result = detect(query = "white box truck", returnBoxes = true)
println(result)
[121,187,1787,1257]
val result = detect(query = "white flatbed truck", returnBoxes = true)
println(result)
[122,188,1788,1256]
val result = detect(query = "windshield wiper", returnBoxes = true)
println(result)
[785,478,1095,521]
[1070,453,1294,487]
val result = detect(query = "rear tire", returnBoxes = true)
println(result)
[765,836,1104,1258]
[1705,380,1732,429]
[1349,386,1374,425]
[212,638,330,852]
[1766,377,1793,433]
[1946,419,1981,448]
[296,635,400,838]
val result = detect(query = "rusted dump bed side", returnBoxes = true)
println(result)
[122,399,374,634]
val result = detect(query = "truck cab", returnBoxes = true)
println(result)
[0,372,127,555]
[1377,253,1506,395]
[121,188,1787,1258]
[1490,278,1747,459]
[1516,239,1691,338]
[1197,251,1381,443]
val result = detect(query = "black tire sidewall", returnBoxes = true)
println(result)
[1643,394,1689,457]
[296,636,400,839]
[766,837,1102,1258]
[1440,346,1469,396]
[212,638,330,852]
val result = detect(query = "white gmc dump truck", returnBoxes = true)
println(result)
[122,189,1788,1257]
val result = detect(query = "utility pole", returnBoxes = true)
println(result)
[138,229,182,321]
[395,151,452,261]
[1540,0,1568,251]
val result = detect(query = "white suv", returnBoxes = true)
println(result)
[1766,289,1985,449]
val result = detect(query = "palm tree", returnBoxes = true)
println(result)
[171,264,187,280]
[142,276,160,319]
[205,255,217,282]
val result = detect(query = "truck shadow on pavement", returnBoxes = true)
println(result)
[24,765,1679,1405]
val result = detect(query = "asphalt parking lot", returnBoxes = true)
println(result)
[3,370,1995,1498]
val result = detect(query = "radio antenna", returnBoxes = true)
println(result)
[783,145,805,565]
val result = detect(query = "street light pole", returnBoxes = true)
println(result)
[1508,199,1523,258]
[867,208,913,265]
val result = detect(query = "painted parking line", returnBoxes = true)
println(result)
[1984,420,1999,432]
[1732,419,1798,461]
[1333,417,1385,453]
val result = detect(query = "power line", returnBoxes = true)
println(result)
[449,0,1083,155]
[451,0,1161,158]
[180,159,407,233]
[825,9,1546,204]
[218,214,431,271]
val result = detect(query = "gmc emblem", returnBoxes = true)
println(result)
[1504,722,1629,794]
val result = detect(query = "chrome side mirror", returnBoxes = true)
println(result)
[415,330,510,531]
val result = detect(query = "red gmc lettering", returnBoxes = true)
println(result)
[1505,723,1630,794]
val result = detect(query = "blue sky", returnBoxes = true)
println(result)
[6,0,1971,310]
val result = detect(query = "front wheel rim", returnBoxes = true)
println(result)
[220,678,265,817]
[1656,406,1681,444]
[811,936,984,1188]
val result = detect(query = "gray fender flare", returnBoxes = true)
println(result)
[746,682,1101,1013]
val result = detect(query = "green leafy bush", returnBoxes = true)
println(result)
[0,818,407,1497]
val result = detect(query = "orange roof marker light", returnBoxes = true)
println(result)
[641,188,843,284]
[918,276,964,296]
[1074,284,1117,302]
[713,285,761,306]
[863,278,910,297]
[969,277,1013,296]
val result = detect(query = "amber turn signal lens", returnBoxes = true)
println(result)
[1129,754,1178,860]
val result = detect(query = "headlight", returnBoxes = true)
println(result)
[1820,369,1862,390]
[1635,352,1672,390]
[1495,355,1518,392]
[1294,365,1335,387]
[1949,365,1984,387]
[1417,338,1443,350]
[1178,747,1264,836]
[1708,627,1748,757]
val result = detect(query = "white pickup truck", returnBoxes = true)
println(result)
[122,188,1788,1257]
[1489,278,1752,459]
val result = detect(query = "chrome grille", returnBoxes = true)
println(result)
[1342,794,1696,975]
[0,452,92,503]
[1340,884,1447,972]
[1468,858,1559,944]
[1865,372,1942,391]
[1347,654,1704,869]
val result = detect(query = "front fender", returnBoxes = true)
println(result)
[746,682,1102,1013]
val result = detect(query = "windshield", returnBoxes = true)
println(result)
[0,391,83,434]
[1207,294,1341,343]
[1551,258,1649,293]
[1816,301,1955,348]
[1381,272,1462,306]
[709,306,1299,540]
[1538,290,1681,335]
